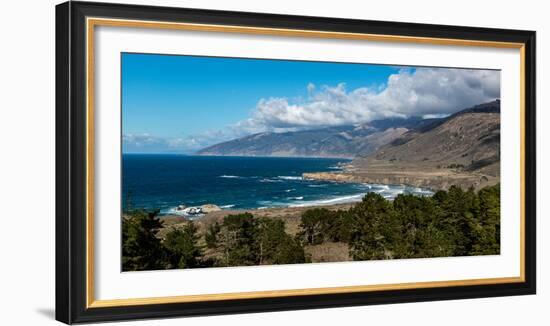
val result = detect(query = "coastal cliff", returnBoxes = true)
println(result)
[303,168,498,191]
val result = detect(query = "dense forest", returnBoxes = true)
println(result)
[122,184,500,271]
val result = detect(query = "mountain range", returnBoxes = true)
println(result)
[197,116,442,158]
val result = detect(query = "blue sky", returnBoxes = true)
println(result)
[122,53,500,153]
[122,53,399,138]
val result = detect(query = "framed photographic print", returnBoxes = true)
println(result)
[55,1,536,324]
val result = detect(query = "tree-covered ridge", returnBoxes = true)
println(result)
[122,184,500,271]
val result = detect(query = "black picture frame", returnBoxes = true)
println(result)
[56,1,536,324]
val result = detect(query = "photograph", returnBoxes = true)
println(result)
[0,0,543,323]
[121,53,502,271]
[49,1,537,324]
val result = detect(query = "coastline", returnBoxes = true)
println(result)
[194,153,355,160]
[124,153,354,160]
[160,202,355,232]
[303,161,500,191]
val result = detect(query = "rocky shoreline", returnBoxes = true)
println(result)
[157,202,355,244]
[171,203,223,217]
[303,162,499,191]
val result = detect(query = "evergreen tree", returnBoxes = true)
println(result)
[213,214,308,266]
[298,208,334,245]
[348,193,400,260]
[257,217,307,265]
[164,222,203,269]
[470,184,500,255]
[392,194,451,258]
[122,209,167,271]
[329,209,354,243]
[217,213,258,266]
[437,186,480,256]
[205,222,221,249]
[272,236,308,264]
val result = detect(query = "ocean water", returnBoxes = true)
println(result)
[122,154,432,215]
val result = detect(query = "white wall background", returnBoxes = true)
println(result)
[0,0,547,324]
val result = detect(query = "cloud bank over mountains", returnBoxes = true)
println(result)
[123,131,226,154]
[240,68,500,130]
[123,67,500,153]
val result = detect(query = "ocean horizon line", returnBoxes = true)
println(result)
[122,152,355,160]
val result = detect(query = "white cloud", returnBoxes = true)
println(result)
[422,113,451,119]
[239,68,500,130]
[307,82,316,93]
[123,133,221,153]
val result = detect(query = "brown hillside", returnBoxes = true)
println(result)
[304,101,501,190]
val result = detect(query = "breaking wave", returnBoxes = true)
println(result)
[277,176,303,180]
[219,175,242,179]
[289,193,365,207]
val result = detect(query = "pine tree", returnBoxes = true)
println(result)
[122,210,167,271]
[164,222,203,269]
[348,192,400,260]
[437,186,480,256]
[392,194,451,258]
[217,213,258,266]
[257,217,307,265]
[470,184,500,255]
[298,208,333,245]
[205,222,221,249]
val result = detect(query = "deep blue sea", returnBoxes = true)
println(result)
[122,154,432,215]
